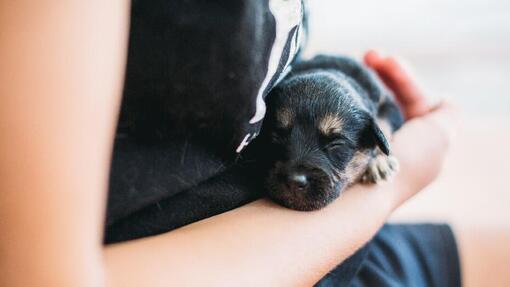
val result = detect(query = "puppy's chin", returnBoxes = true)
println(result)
[266,169,343,211]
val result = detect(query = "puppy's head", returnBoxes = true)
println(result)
[263,72,390,211]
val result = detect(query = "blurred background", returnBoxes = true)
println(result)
[305,0,510,285]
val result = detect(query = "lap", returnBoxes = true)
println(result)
[316,224,461,287]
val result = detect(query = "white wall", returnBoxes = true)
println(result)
[306,0,510,117]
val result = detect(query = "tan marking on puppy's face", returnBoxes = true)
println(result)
[276,108,294,128]
[319,113,344,136]
[334,151,371,185]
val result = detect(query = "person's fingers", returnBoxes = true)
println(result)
[363,50,383,69]
[364,50,432,120]
[364,50,403,89]
[364,50,461,208]
[365,51,419,102]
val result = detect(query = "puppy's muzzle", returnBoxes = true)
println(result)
[267,162,339,211]
[286,173,309,194]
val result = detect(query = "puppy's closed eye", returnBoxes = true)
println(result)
[271,129,288,144]
[325,137,349,148]
[323,136,357,155]
[263,55,404,212]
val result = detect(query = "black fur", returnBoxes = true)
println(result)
[105,55,403,243]
[258,55,404,211]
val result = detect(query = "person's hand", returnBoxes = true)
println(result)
[364,50,459,209]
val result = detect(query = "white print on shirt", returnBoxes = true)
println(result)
[236,132,259,154]
[249,0,303,125]
[236,0,303,154]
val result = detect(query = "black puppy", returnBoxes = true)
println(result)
[105,55,403,243]
[261,55,404,211]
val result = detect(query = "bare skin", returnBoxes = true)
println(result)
[367,51,510,287]
[0,3,463,287]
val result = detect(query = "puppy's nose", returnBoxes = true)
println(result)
[286,174,308,192]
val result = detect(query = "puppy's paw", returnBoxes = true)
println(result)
[361,154,399,184]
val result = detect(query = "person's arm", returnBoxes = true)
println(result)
[104,99,456,287]
[0,1,129,286]
[0,2,456,286]
[104,52,457,287]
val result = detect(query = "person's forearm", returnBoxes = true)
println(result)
[104,183,396,287]
[103,51,456,287]
[102,51,457,287]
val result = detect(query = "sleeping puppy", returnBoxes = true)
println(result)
[105,55,403,243]
[261,55,404,211]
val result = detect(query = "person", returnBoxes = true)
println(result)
[1,1,483,286]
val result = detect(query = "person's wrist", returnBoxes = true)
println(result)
[341,182,398,217]
[378,182,403,214]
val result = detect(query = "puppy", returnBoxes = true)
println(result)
[261,55,404,211]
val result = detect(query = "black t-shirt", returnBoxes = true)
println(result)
[107,0,307,231]
[119,0,306,154]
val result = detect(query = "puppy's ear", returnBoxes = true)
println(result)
[362,118,390,155]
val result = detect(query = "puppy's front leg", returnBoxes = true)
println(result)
[361,151,399,184]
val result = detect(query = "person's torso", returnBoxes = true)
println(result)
[108,0,307,224]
